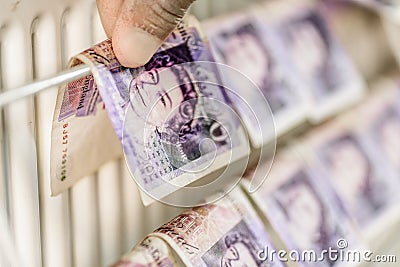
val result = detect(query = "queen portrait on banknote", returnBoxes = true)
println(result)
[272,171,344,266]
[203,221,269,267]
[128,44,216,170]
[319,134,388,226]
[282,11,342,99]
[120,28,248,198]
[129,51,221,169]
[212,21,292,114]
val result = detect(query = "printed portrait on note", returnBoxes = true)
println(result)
[129,47,228,171]
[277,9,365,116]
[211,21,295,114]
[318,134,389,226]
[282,11,344,99]
[123,29,248,195]
[202,220,270,267]
[271,171,343,266]
[129,52,217,170]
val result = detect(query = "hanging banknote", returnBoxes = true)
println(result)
[302,111,400,238]
[262,5,365,123]
[245,149,363,267]
[51,59,122,195]
[205,12,306,146]
[151,187,284,267]
[51,17,250,203]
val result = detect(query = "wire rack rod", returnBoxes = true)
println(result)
[0,64,91,107]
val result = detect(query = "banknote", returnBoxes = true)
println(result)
[302,114,399,235]
[51,17,249,202]
[204,12,307,146]
[246,149,362,267]
[51,70,122,195]
[112,236,182,267]
[337,79,400,237]
[265,6,365,123]
[151,187,284,267]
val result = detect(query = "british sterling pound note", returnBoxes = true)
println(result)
[205,12,307,146]
[51,18,249,203]
[265,6,366,123]
[246,150,363,267]
[302,111,400,238]
[51,60,122,195]
[151,188,284,267]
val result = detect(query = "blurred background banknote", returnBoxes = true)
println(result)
[205,10,307,145]
[51,17,249,204]
[245,150,363,267]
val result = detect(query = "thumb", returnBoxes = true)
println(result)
[112,0,196,68]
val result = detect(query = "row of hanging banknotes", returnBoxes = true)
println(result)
[111,77,400,267]
[50,0,369,204]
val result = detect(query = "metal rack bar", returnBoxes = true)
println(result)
[0,64,91,107]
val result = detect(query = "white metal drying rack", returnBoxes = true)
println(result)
[0,64,91,107]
